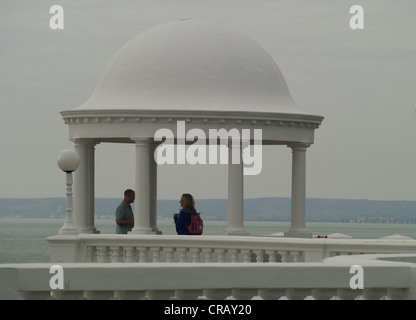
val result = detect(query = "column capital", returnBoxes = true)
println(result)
[71,138,99,146]
[288,143,310,151]
[131,137,151,146]
[227,137,241,148]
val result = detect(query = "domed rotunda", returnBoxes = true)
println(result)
[61,20,323,237]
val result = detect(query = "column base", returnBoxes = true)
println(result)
[284,230,312,238]
[128,228,159,235]
[59,226,80,236]
[223,229,250,236]
[79,227,100,234]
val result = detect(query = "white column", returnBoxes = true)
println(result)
[73,139,98,234]
[149,142,161,234]
[86,142,99,233]
[224,139,248,236]
[130,138,155,234]
[285,143,312,238]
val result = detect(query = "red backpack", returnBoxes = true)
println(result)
[186,211,203,235]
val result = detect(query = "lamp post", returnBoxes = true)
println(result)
[57,149,80,235]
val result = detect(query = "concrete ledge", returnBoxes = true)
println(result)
[1,254,416,300]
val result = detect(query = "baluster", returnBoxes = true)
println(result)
[258,289,286,300]
[311,289,338,300]
[231,289,258,300]
[386,288,408,300]
[20,291,53,300]
[286,288,311,300]
[202,248,214,262]
[242,249,253,263]
[281,251,291,262]
[110,246,123,263]
[336,288,362,300]
[165,247,176,263]
[292,251,303,262]
[85,246,95,262]
[190,248,201,263]
[203,289,231,300]
[216,249,226,263]
[265,250,277,263]
[92,246,98,262]
[151,247,162,262]
[175,289,203,300]
[51,291,85,300]
[362,288,387,300]
[229,249,240,262]
[146,290,175,300]
[177,248,189,262]
[125,247,137,263]
[253,249,265,263]
[84,291,115,300]
[96,246,109,263]
[136,247,148,263]
[114,290,147,300]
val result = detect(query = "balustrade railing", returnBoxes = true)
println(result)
[49,234,313,263]
[47,234,416,264]
[89,245,305,263]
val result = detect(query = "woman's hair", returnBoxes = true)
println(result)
[181,193,196,211]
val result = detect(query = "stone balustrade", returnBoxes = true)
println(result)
[1,253,415,300]
[47,234,416,263]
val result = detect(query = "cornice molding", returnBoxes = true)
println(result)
[60,109,323,129]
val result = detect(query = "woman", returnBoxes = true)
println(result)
[173,193,196,235]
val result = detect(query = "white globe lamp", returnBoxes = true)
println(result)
[57,149,80,173]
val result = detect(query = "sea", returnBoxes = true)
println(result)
[1,218,416,264]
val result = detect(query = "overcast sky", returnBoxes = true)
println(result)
[1,0,415,201]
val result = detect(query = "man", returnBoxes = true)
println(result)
[115,189,135,234]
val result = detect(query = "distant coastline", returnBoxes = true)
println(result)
[1,197,416,224]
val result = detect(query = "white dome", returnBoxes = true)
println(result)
[77,20,305,115]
